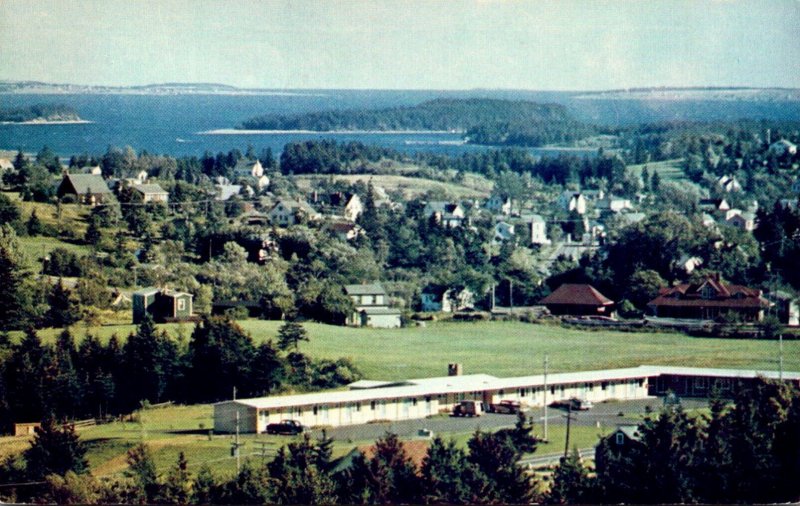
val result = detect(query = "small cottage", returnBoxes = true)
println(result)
[133,287,194,323]
[344,283,401,328]
[132,183,169,203]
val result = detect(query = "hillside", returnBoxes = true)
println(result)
[0,103,83,123]
[238,98,592,145]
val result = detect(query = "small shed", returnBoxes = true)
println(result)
[132,287,193,323]
[132,287,159,324]
[540,284,614,316]
[14,422,41,437]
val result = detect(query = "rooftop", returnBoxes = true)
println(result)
[540,284,613,306]
[345,283,387,296]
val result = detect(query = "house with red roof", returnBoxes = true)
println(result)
[540,284,614,316]
[647,273,770,321]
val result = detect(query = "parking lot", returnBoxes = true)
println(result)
[313,397,707,444]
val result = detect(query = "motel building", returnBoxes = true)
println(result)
[213,365,800,433]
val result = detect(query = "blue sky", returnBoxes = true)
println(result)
[1,0,798,90]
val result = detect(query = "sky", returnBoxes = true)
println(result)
[1,0,799,91]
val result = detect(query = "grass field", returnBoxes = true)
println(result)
[293,173,493,199]
[23,320,800,380]
[627,158,706,195]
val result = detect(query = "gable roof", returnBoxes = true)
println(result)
[345,283,387,296]
[62,174,111,194]
[648,275,769,309]
[540,284,613,306]
[132,183,167,195]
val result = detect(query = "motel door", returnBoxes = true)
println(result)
[320,405,329,424]
[342,404,352,425]
[378,400,387,418]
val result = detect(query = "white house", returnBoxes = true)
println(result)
[558,192,587,215]
[344,283,401,328]
[420,286,475,313]
[343,194,364,222]
[526,214,550,245]
[597,196,632,213]
[493,221,515,243]
[424,201,465,228]
[717,175,742,193]
[268,199,321,226]
[233,159,264,179]
[132,183,169,203]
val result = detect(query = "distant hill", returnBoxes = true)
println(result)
[575,87,800,102]
[239,98,595,146]
[0,103,82,123]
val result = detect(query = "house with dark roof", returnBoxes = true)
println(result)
[132,287,194,323]
[57,174,113,205]
[647,273,770,321]
[423,201,465,228]
[595,425,644,475]
[540,284,614,316]
[344,283,401,328]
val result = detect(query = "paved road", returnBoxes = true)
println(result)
[310,398,707,444]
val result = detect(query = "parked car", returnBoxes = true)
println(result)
[452,400,483,417]
[550,397,593,411]
[265,419,307,435]
[488,400,522,414]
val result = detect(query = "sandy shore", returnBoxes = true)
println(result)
[0,119,92,125]
[199,128,464,135]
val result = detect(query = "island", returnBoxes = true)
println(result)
[0,103,86,124]
[237,98,595,147]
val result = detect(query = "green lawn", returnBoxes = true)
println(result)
[627,158,705,195]
[23,320,799,380]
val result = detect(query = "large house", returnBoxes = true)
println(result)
[540,284,614,316]
[132,287,194,323]
[424,201,465,228]
[647,274,770,321]
[57,174,113,205]
[344,283,401,328]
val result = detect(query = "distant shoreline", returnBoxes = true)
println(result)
[0,119,92,125]
[199,128,465,135]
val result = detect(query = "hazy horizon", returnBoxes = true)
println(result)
[2,0,799,91]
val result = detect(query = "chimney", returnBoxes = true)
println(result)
[448,363,463,376]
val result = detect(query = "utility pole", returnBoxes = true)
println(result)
[491,283,496,311]
[563,404,576,458]
[231,411,243,473]
[543,355,549,442]
[509,279,514,314]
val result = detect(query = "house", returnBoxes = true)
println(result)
[540,284,614,316]
[233,159,264,179]
[768,139,797,157]
[699,198,730,213]
[133,170,149,183]
[700,213,717,229]
[493,221,515,243]
[765,291,799,326]
[558,192,587,215]
[420,285,475,312]
[215,184,242,201]
[132,183,169,203]
[485,194,512,215]
[344,283,401,328]
[595,425,644,474]
[132,287,194,323]
[57,174,113,205]
[674,255,704,275]
[320,192,364,222]
[268,199,320,226]
[424,201,465,228]
[527,214,551,245]
[596,196,632,213]
[647,273,770,321]
[75,165,102,176]
[326,221,364,241]
[726,211,756,232]
[716,175,742,193]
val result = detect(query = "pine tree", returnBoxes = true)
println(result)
[125,443,158,503]
[0,225,29,329]
[267,434,335,504]
[26,210,43,236]
[45,280,80,328]
[277,319,309,352]
[158,452,192,504]
[84,215,101,245]
[651,170,661,193]
[547,447,594,504]
[24,417,89,480]
[421,436,485,504]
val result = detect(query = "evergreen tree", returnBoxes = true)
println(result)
[547,447,594,504]
[467,429,534,504]
[0,193,21,226]
[420,436,486,504]
[267,435,336,504]
[650,170,661,193]
[158,452,192,504]
[24,417,89,480]
[125,443,158,503]
[277,319,309,352]
[26,210,43,236]
[192,464,219,504]
[47,330,82,419]
[121,314,179,408]
[250,341,285,397]
[4,328,47,422]
[84,214,101,245]
[45,280,80,328]
[0,225,29,329]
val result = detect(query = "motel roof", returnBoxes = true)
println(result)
[216,366,800,411]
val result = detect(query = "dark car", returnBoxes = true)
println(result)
[488,400,522,414]
[265,419,307,435]
[550,397,593,411]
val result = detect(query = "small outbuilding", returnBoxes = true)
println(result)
[133,287,194,323]
[540,284,614,316]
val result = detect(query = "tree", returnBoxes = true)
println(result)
[650,170,661,193]
[24,417,89,480]
[0,193,21,226]
[420,437,486,504]
[624,269,667,310]
[120,313,180,408]
[45,280,80,328]
[84,215,101,245]
[158,452,192,504]
[125,443,158,503]
[250,341,285,396]
[547,448,594,504]
[0,225,29,329]
[267,434,335,504]
[467,428,534,504]
[26,210,43,236]
[277,319,309,352]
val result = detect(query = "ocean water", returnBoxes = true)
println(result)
[1,90,798,158]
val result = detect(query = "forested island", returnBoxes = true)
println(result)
[238,98,595,146]
[0,103,84,123]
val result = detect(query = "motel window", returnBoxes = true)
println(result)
[550,386,555,395]
[602,382,608,391]
[560,386,565,393]
[499,390,504,396]
[615,433,625,446]
[177,299,186,311]
[425,396,432,403]
[313,406,318,415]
[638,379,645,387]
[412,398,418,406]
[370,401,376,410]
[355,403,361,412]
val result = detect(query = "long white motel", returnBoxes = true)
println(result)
[213,365,800,433]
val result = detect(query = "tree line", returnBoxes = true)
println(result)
[0,315,360,432]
